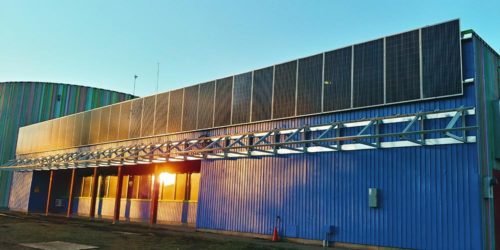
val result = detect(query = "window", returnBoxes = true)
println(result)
[107,176,117,198]
[160,173,176,200]
[80,176,93,197]
[175,174,187,201]
[159,172,200,201]
[189,173,200,201]
[138,175,152,199]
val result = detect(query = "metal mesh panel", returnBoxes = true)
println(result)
[232,72,252,124]
[386,30,421,103]
[324,47,352,111]
[108,104,121,141]
[88,109,101,144]
[154,92,169,135]
[129,99,143,138]
[118,102,131,140]
[31,124,40,152]
[16,127,26,155]
[422,20,462,98]
[141,96,156,137]
[251,67,273,122]
[273,61,297,119]
[168,89,184,133]
[353,39,384,107]
[37,122,49,152]
[197,82,215,129]
[57,117,67,149]
[214,77,233,127]
[65,115,76,148]
[297,54,323,115]
[74,113,83,147]
[98,107,110,143]
[182,85,199,131]
[81,111,91,145]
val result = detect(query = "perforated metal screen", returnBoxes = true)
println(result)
[232,72,252,124]
[251,67,273,122]
[182,85,199,131]
[197,81,215,129]
[297,54,323,115]
[18,20,464,152]
[273,61,297,119]
[214,77,233,127]
[324,47,352,111]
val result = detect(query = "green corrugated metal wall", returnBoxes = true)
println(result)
[0,81,134,208]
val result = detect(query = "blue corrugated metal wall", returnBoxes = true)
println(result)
[198,145,481,249]
[196,39,484,249]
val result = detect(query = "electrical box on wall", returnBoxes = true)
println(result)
[368,188,378,208]
[494,100,500,160]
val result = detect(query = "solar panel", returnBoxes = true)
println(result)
[297,54,323,115]
[154,92,169,135]
[182,85,199,131]
[168,89,184,133]
[232,72,252,124]
[353,39,384,107]
[273,61,297,118]
[422,20,462,98]
[386,30,421,103]
[251,67,273,122]
[323,47,352,111]
[214,77,233,127]
[197,81,215,129]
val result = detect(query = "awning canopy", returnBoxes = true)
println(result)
[2,107,477,171]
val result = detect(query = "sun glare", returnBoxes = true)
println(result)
[159,172,176,186]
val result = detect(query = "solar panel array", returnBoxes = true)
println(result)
[17,20,463,154]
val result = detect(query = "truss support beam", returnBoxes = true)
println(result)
[4,107,478,171]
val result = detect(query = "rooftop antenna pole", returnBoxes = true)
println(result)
[156,62,160,94]
[133,75,138,96]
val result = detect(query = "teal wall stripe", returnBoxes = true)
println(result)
[0,82,134,207]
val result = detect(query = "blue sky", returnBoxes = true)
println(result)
[0,0,498,97]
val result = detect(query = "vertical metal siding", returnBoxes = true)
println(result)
[0,82,133,208]
[197,143,481,250]
[195,40,482,249]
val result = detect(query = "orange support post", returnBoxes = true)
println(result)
[45,170,54,216]
[89,168,99,219]
[112,166,123,224]
[66,169,76,218]
[149,165,160,225]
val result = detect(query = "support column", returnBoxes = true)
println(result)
[89,168,99,219]
[66,169,76,218]
[149,165,160,225]
[45,170,54,216]
[112,166,123,224]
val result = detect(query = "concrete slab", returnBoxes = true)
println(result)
[19,241,98,250]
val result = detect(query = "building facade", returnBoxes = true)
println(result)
[2,20,500,249]
[0,82,134,208]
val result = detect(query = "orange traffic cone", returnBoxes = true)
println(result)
[272,226,279,242]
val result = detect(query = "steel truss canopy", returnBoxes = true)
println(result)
[2,107,477,171]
